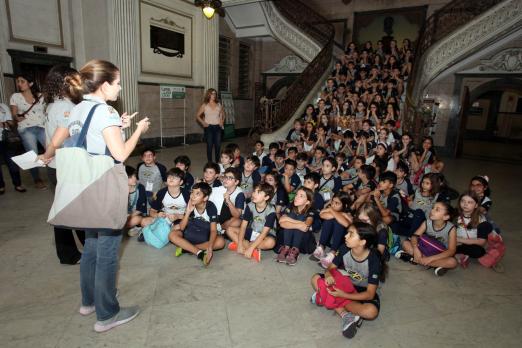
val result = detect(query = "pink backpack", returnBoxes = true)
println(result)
[478,231,506,268]
[316,268,357,309]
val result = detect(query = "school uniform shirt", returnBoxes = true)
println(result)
[303,134,317,152]
[271,186,288,208]
[279,172,301,192]
[410,190,438,218]
[0,103,12,123]
[353,179,377,192]
[242,202,277,238]
[456,215,492,240]
[480,196,492,212]
[341,166,358,186]
[379,191,402,222]
[286,129,302,143]
[318,175,342,201]
[150,187,190,215]
[395,178,414,197]
[425,219,454,248]
[183,172,195,191]
[333,249,381,289]
[282,206,315,226]
[220,187,246,215]
[261,156,275,170]
[45,98,74,147]
[295,166,309,185]
[9,93,46,130]
[137,162,167,194]
[240,170,261,195]
[128,183,147,215]
[188,201,218,231]
[67,95,123,155]
[252,151,267,163]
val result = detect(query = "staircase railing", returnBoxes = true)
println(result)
[404,0,504,138]
[254,0,334,134]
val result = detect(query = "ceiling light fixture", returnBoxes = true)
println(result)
[195,0,224,20]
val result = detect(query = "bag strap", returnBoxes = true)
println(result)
[318,176,334,191]
[76,103,102,149]
[18,96,40,118]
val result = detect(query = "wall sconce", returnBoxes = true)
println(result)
[195,0,224,20]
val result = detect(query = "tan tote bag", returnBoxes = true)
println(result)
[48,103,128,230]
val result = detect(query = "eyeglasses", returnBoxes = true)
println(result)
[223,176,236,181]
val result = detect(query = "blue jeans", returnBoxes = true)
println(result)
[204,125,222,163]
[18,126,46,182]
[80,229,122,321]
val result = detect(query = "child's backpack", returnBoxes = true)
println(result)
[386,226,401,257]
[391,188,411,222]
[142,218,172,249]
[315,268,356,309]
[478,231,506,268]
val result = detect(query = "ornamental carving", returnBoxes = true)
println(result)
[479,48,522,71]
[265,55,308,74]
[413,0,522,102]
[260,1,321,62]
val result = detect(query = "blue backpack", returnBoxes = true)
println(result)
[142,218,172,249]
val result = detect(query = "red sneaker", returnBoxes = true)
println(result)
[228,242,237,251]
[252,248,261,262]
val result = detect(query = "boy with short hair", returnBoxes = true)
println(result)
[318,157,342,203]
[309,146,326,172]
[372,171,402,226]
[174,155,194,191]
[295,152,310,185]
[253,140,267,163]
[281,159,301,195]
[219,148,235,174]
[169,182,225,265]
[202,162,222,188]
[286,120,303,148]
[350,164,377,210]
[261,142,279,170]
[140,168,189,233]
[394,160,414,199]
[226,183,277,262]
[341,155,364,188]
[274,149,286,173]
[240,155,261,199]
[125,165,148,236]
[137,148,167,204]
[287,146,298,161]
[218,167,245,231]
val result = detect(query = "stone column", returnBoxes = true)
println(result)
[109,0,140,135]
[202,16,219,92]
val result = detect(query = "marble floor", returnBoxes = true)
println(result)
[1,138,521,348]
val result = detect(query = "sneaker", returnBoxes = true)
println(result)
[320,252,335,269]
[94,306,140,333]
[79,305,95,316]
[456,254,470,269]
[137,231,145,243]
[286,247,299,266]
[197,250,212,266]
[310,245,325,261]
[434,267,448,277]
[341,312,361,338]
[175,247,184,257]
[252,248,261,262]
[395,250,415,264]
[127,226,142,237]
[276,246,290,263]
[310,292,317,305]
[228,242,237,251]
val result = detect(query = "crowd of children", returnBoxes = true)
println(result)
[122,39,505,339]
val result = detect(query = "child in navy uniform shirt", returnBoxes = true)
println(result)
[201,162,222,188]
[174,155,194,191]
[240,155,261,199]
[169,182,225,266]
[318,157,342,203]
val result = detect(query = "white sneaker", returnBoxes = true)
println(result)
[320,252,335,269]
[79,305,95,316]
[94,306,140,333]
[127,227,142,237]
[310,245,325,261]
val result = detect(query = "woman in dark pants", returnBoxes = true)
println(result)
[0,103,26,194]
[40,66,85,264]
[196,88,224,162]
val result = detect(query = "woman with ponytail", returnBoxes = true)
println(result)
[310,221,387,339]
[43,60,150,333]
[40,65,85,265]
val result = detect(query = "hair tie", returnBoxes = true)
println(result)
[480,175,489,183]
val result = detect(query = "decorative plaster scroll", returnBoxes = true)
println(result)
[264,55,308,74]
[479,48,522,72]
[414,0,522,102]
[260,1,321,63]
[150,17,185,31]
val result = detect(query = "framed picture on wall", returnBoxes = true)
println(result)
[139,0,193,78]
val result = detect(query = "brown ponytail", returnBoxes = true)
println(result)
[79,59,120,94]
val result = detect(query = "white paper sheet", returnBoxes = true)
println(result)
[11,151,45,170]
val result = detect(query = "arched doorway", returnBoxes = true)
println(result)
[460,78,522,163]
